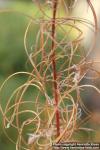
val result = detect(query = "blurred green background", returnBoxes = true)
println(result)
[0,1,39,149]
[0,0,100,150]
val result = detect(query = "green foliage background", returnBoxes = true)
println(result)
[0,1,38,149]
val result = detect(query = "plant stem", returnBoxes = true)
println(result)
[51,0,60,137]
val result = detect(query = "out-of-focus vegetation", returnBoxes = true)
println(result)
[0,1,38,75]
[0,1,39,149]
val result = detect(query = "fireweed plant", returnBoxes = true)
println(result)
[0,0,100,149]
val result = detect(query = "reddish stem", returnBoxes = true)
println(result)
[51,0,60,137]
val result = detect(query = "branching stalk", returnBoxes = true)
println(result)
[51,0,60,137]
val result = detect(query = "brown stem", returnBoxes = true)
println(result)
[40,23,46,60]
[87,0,98,32]
[51,0,60,137]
